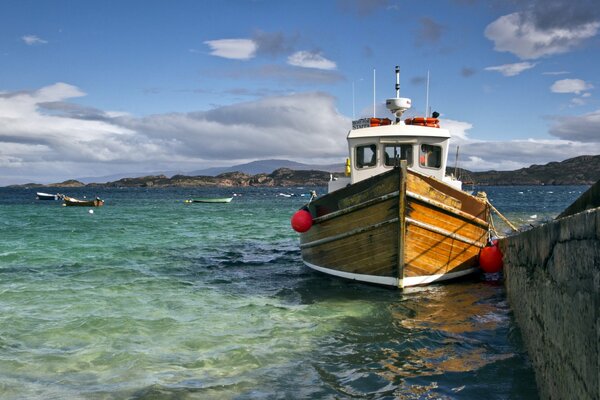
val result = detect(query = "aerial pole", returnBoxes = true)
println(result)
[396,66,401,98]
[352,81,355,120]
[373,69,376,117]
[425,70,430,117]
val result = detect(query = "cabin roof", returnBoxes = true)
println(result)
[347,124,451,140]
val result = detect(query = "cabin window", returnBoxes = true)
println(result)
[419,144,442,169]
[384,144,413,167]
[355,144,377,168]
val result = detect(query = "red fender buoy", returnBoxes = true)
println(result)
[479,242,503,273]
[291,209,313,233]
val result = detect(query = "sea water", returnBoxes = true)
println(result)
[0,185,588,399]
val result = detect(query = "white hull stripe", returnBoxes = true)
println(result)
[303,261,477,288]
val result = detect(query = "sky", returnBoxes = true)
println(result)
[1,0,599,185]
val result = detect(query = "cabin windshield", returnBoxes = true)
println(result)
[419,144,442,169]
[355,144,377,168]
[384,144,413,167]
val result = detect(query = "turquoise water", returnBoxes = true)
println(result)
[0,185,587,399]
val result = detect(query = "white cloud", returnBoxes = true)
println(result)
[2,82,598,185]
[484,62,537,77]
[457,138,600,171]
[441,117,600,171]
[0,83,137,168]
[484,12,600,59]
[118,92,348,160]
[549,108,600,142]
[287,51,337,70]
[204,39,257,60]
[443,119,473,142]
[542,71,569,76]
[22,35,48,45]
[0,84,349,185]
[550,78,593,94]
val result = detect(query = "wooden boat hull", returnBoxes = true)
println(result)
[299,165,489,288]
[63,196,104,207]
[185,197,233,203]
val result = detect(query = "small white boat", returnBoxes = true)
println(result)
[184,197,233,204]
[36,192,61,200]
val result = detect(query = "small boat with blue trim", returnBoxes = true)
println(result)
[292,66,495,289]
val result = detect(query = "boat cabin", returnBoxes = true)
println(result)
[329,97,461,193]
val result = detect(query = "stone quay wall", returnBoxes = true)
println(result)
[499,208,599,400]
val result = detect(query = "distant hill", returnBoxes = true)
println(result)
[84,168,334,188]
[8,155,600,188]
[188,159,343,176]
[460,155,600,186]
[74,159,343,183]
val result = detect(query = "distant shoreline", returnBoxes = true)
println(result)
[5,155,600,188]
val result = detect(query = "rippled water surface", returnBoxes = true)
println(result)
[0,185,587,399]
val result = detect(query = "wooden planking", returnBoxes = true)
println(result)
[407,173,462,209]
[302,223,398,277]
[337,171,399,209]
[299,165,490,285]
[407,201,488,243]
[302,197,397,244]
[404,224,481,277]
[397,160,407,287]
[411,170,489,217]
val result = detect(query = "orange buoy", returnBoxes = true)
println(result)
[291,209,313,233]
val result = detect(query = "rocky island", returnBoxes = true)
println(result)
[7,155,600,188]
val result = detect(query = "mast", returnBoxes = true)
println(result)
[395,65,400,98]
[373,69,376,117]
[352,81,355,120]
[454,145,460,178]
[425,70,430,117]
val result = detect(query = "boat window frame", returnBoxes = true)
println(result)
[419,143,442,169]
[355,144,378,169]
[383,144,413,167]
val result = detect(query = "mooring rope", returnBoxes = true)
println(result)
[477,192,519,233]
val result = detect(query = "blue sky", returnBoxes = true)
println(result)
[1,0,599,185]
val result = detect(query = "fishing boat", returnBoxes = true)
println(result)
[184,197,233,204]
[63,195,104,207]
[36,192,61,200]
[292,66,494,288]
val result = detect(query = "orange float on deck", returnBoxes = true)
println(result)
[405,117,440,128]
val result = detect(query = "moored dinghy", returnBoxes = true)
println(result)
[63,195,104,207]
[292,66,493,289]
[36,192,62,200]
[184,197,233,204]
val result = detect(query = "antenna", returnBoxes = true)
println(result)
[373,69,376,118]
[352,81,355,120]
[386,65,412,120]
[395,65,400,97]
[454,145,460,178]
[425,70,430,117]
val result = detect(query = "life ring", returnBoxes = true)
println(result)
[405,117,440,128]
